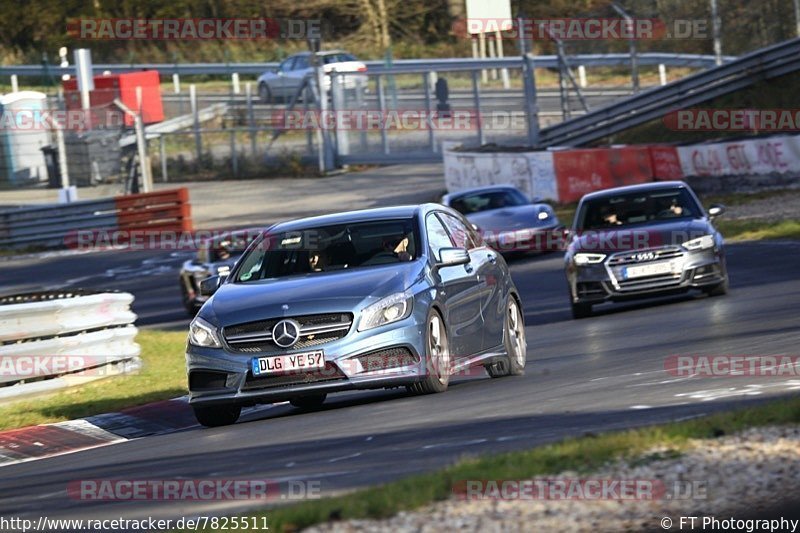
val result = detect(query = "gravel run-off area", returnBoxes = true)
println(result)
[307,426,800,532]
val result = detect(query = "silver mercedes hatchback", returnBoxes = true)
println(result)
[186,204,527,426]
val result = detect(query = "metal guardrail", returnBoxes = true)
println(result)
[0,292,137,343]
[539,38,800,147]
[0,188,192,249]
[0,53,733,78]
[120,102,228,147]
[0,291,140,398]
[0,198,119,248]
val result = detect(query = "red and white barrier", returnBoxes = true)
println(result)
[443,132,800,203]
[677,135,800,178]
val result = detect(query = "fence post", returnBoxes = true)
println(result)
[246,82,257,156]
[478,32,488,83]
[471,70,484,146]
[522,53,540,148]
[55,119,70,190]
[611,3,639,93]
[160,135,168,182]
[377,75,389,155]
[303,85,313,156]
[230,129,238,177]
[423,72,435,152]
[355,77,367,150]
[331,74,348,158]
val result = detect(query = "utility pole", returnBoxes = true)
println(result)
[611,3,639,93]
[710,0,723,66]
[794,0,800,38]
[113,98,153,193]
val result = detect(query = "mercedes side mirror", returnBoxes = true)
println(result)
[199,274,227,296]
[437,247,470,267]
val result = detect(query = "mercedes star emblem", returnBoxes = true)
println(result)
[272,319,301,348]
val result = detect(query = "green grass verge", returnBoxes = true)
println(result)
[195,395,800,532]
[0,330,188,431]
[715,219,800,242]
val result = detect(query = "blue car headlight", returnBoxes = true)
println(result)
[358,291,413,331]
[189,316,222,348]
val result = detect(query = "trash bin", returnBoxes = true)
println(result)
[40,145,61,189]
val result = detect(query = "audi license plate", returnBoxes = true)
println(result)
[252,351,324,376]
[622,262,676,280]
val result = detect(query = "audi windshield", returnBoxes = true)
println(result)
[576,188,703,231]
[234,219,419,282]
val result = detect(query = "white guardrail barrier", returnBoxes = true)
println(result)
[0,291,140,400]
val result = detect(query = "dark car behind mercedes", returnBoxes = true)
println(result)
[179,229,262,315]
[565,181,728,319]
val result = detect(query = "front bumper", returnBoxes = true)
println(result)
[568,246,726,304]
[186,314,427,406]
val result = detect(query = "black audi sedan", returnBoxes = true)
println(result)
[565,181,728,319]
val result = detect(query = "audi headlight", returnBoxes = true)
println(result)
[574,253,607,265]
[682,235,715,251]
[358,291,413,331]
[188,316,222,348]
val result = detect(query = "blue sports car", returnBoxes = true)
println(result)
[186,204,527,426]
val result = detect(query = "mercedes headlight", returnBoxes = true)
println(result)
[682,235,715,251]
[574,253,607,265]
[188,316,222,348]
[358,291,413,331]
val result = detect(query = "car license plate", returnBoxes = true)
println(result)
[251,351,324,376]
[622,262,676,279]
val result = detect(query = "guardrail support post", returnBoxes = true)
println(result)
[478,32,488,83]
[231,73,240,94]
[659,64,667,85]
[496,30,510,89]
[10,74,18,92]
[578,65,587,88]
[190,84,202,166]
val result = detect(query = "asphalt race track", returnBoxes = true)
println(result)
[0,240,798,524]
